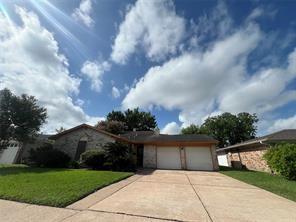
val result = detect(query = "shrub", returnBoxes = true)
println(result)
[29,144,70,168]
[263,143,296,180]
[103,142,135,172]
[69,160,80,169]
[81,150,106,170]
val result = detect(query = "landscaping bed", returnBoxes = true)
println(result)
[0,164,132,207]
[220,166,296,202]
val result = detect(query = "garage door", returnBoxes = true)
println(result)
[185,147,213,171]
[157,147,181,169]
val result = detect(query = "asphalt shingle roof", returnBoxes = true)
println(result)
[217,129,296,151]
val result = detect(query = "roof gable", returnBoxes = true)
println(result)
[49,124,129,142]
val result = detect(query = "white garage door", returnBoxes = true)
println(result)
[185,147,213,171]
[157,147,181,169]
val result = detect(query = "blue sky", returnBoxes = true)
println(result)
[0,0,296,135]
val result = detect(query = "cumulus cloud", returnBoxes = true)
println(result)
[123,23,262,126]
[122,3,296,130]
[111,86,121,98]
[111,0,186,64]
[161,122,181,135]
[81,60,111,92]
[0,7,103,133]
[268,115,296,133]
[72,0,94,27]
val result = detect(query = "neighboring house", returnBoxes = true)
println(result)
[216,129,296,172]
[49,124,219,171]
[0,135,52,164]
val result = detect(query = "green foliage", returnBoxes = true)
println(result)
[202,112,258,147]
[95,120,126,135]
[103,142,135,171]
[69,160,80,169]
[264,143,296,180]
[105,108,157,132]
[0,88,47,150]
[29,144,70,168]
[107,110,126,122]
[181,124,204,134]
[55,127,67,134]
[181,112,258,147]
[81,150,106,170]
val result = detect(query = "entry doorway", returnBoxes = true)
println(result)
[136,144,144,168]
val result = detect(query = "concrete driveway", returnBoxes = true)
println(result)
[1,170,296,222]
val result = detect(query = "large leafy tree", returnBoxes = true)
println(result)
[101,108,157,132]
[181,124,204,134]
[106,111,125,122]
[95,120,126,135]
[181,112,258,148]
[0,88,47,150]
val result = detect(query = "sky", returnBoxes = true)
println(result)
[0,0,296,135]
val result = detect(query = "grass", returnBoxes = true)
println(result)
[0,164,133,207]
[219,166,296,202]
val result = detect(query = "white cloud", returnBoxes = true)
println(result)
[111,86,121,99]
[0,7,103,133]
[268,115,296,133]
[72,0,94,27]
[191,1,233,46]
[81,60,111,92]
[111,0,186,64]
[161,122,181,135]
[123,23,262,126]
[122,4,296,130]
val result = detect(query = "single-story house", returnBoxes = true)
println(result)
[49,124,219,171]
[216,129,296,172]
[0,135,51,164]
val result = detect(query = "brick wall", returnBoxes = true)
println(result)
[228,145,270,172]
[143,145,156,168]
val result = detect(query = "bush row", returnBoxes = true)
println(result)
[28,142,135,172]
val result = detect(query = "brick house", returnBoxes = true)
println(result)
[49,124,219,171]
[216,129,296,172]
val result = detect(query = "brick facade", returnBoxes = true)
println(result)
[143,145,157,168]
[227,144,270,172]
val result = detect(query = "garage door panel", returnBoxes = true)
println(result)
[157,147,181,169]
[185,147,213,171]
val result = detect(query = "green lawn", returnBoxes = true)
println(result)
[220,166,296,202]
[0,164,132,207]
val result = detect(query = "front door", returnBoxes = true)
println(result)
[137,145,144,168]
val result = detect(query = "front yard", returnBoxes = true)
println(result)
[220,166,296,202]
[0,164,132,207]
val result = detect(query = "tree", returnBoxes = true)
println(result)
[201,112,258,148]
[103,142,135,171]
[95,120,126,135]
[104,108,157,132]
[0,88,47,150]
[55,127,67,133]
[181,124,203,134]
[107,110,125,122]
[124,108,157,131]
